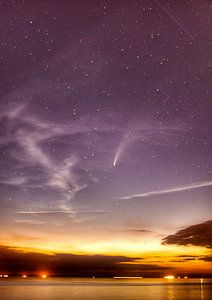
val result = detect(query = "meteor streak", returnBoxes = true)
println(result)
[154,0,194,40]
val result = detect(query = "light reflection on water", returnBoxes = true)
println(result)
[167,285,174,300]
[0,278,211,300]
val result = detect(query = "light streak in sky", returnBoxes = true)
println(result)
[113,122,188,167]
[118,180,212,200]
[113,141,126,166]
[154,0,194,40]
[113,127,133,167]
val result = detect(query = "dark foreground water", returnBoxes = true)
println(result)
[0,278,211,300]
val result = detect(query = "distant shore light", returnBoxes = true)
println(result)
[163,275,175,279]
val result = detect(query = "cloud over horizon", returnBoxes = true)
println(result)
[0,245,171,277]
[162,220,212,249]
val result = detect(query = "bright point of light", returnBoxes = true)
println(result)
[41,274,47,279]
[163,275,175,279]
[0,274,8,278]
[22,274,27,278]
[184,276,188,279]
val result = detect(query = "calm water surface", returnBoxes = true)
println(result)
[0,278,211,300]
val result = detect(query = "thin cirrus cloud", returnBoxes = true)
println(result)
[15,210,109,215]
[0,177,26,187]
[0,104,86,209]
[14,219,49,225]
[118,180,212,200]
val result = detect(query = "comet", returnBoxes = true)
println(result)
[113,127,134,167]
[113,145,122,166]
[113,140,127,167]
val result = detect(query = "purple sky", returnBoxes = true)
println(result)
[0,0,211,276]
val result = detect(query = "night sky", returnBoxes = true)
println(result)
[0,0,211,277]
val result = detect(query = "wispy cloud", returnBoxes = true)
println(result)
[0,177,26,186]
[0,104,87,209]
[15,210,109,214]
[14,219,48,225]
[118,181,212,200]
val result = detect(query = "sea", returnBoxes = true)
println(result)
[0,278,211,300]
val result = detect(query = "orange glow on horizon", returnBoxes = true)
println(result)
[0,239,211,276]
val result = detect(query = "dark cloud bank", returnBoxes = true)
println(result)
[0,246,169,277]
[163,220,212,249]
[163,220,212,266]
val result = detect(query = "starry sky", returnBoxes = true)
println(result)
[0,0,212,277]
